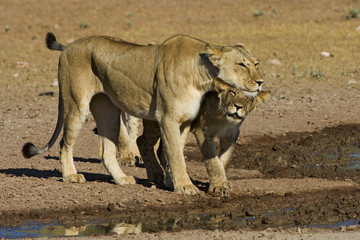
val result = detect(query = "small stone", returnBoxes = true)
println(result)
[13,73,19,78]
[12,61,29,68]
[320,51,333,57]
[266,59,282,66]
[278,94,287,100]
[66,38,75,44]
[348,80,356,84]
[356,26,360,31]
[51,80,58,87]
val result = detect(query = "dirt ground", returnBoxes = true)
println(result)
[1,0,360,239]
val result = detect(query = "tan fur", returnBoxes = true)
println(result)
[23,33,264,195]
[117,113,142,166]
[137,79,270,197]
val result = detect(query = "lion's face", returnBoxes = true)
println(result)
[207,45,264,97]
[217,88,251,123]
[215,78,270,123]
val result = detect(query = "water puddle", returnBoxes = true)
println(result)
[1,211,359,239]
[305,144,360,170]
[0,213,256,239]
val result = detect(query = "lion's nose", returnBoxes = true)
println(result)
[234,104,243,111]
[255,79,264,86]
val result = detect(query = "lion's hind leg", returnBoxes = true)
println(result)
[60,99,89,183]
[90,93,135,185]
[117,113,137,167]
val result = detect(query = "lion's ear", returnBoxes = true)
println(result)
[235,42,251,54]
[206,44,224,67]
[214,78,230,93]
[249,91,271,111]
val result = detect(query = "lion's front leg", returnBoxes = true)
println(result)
[137,120,166,187]
[219,131,239,171]
[194,129,231,197]
[161,120,199,195]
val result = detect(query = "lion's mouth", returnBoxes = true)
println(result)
[241,90,259,98]
[227,113,244,120]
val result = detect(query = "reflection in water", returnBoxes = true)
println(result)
[1,208,360,239]
[0,213,257,239]
[112,222,142,234]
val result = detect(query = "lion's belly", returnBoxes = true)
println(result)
[105,86,156,120]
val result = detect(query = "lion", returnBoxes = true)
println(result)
[22,32,264,195]
[117,113,142,166]
[136,79,270,196]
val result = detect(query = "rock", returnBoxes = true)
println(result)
[320,51,333,57]
[66,38,75,44]
[13,73,19,78]
[12,61,29,68]
[266,59,282,66]
[278,94,288,100]
[356,26,360,31]
[51,80,58,87]
[348,80,356,84]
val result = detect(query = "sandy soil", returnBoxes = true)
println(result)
[1,0,360,239]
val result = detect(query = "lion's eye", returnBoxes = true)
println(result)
[255,62,260,67]
[229,90,236,96]
[238,63,247,68]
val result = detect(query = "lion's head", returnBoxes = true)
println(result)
[206,44,264,97]
[214,78,270,123]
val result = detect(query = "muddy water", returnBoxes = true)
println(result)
[1,124,360,238]
[1,206,359,239]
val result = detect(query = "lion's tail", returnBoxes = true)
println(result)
[22,94,64,158]
[46,32,66,51]
[22,33,66,158]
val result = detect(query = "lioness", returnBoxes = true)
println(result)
[22,33,263,195]
[137,79,270,196]
[192,79,270,196]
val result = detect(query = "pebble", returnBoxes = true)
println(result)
[348,80,356,84]
[266,59,282,66]
[278,94,288,100]
[51,80,58,87]
[320,51,333,57]
[66,38,75,44]
[12,61,29,68]
[356,26,360,31]
[13,73,19,78]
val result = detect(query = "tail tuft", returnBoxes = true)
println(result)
[46,32,66,51]
[22,142,39,158]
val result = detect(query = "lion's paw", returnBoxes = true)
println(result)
[64,174,86,183]
[114,176,136,185]
[208,181,232,197]
[135,156,143,165]
[174,184,200,195]
[118,157,136,167]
